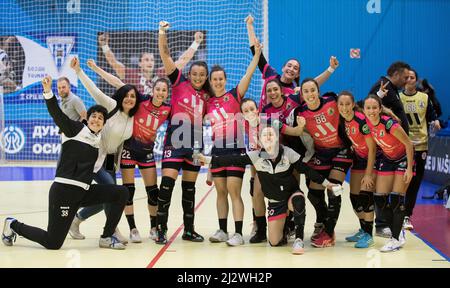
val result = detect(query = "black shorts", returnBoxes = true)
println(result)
[161,146,201,172]
[375,154,414,176]
[210,147,246,178]
[351,153,368,174]
[308,147,353,174]
[267,200,288,222]
[120,147,156,169]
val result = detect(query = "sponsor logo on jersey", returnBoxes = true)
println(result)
[362,124,370,134]
[224,95,229,102]
[379,130,385,137]
[419,100,425,109]
[386,119,394,130]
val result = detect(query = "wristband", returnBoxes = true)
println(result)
[190,41,200,51]
[101,45,110,54]
[43,91,54,100]
[376,90,385,98]
[327,66,335,73]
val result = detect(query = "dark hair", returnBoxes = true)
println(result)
[240,98,258,112]
[265,78,283,93]
[337,90,357,149]
[337,90,362,112]
[112,84,141,117]
[300,77,320,93]
[57,77,70,85]
[387,61,411,77]
[153,77,170,90]
[209,65,227,79]
[363,94,401,123]
[408,68,418,81]
[189,60,212,97]
[87,104,108,124]
[283,58,301,86]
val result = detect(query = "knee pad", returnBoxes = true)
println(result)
[291,194,305,218]
[249,177,255,197]
[159,176,176,211]
[146,185,159,206]
[123,183,135,206]
[389,193,405,213]
[373,193,389,210]
[360,191,374,213]
[350,193,360,212]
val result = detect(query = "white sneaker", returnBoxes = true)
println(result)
[398,229,406,247]
[99,235,126,250]
[226,233,244,246]
[2,217,17,246]
[250,222,257,238]
[130,228,142,243]
[403,217,414,230]
[113,228,128,245]
[292,238,305,255]
[375,227,392,238]
[380,238,402,252]
[149,228,158,240]
[209,229,229,243]
[68,216,85,240]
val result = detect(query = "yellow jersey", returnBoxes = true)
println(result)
[400,91,429,151]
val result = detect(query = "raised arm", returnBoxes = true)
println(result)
[314,56,339,86]
[87,58,125,89]
[237,38,262,97]
[70,57,116,112]
[42,76,80,137]
[98,33,126,80]
[158,21,177,76]
[174,32,204,71]
[246,15,267,73]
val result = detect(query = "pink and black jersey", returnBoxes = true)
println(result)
[206,87,243,148]
[296,95,343,150]
[366,115,405,160]
[261,94,301,124]
[344,111,371,159]
[166,68,207,135]
[125,99,171,152]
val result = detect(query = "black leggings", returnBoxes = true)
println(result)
[405,151,427,217]
[11,182,128,250]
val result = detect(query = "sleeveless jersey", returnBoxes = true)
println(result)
[366,115,405,160]
[400,91,429,151]
[344,111,371,158]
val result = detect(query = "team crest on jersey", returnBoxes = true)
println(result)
[162,110,168,115]
[327,108,335,116]
[386,119,394,130]
[215,102,220,108]
[47,36,75,72]
[224,95,229,102]
[379,130,385,137]
[286,103,292,110]
[183,98,189,104]
[139,118,144,124]
[419,100,425,109]
[362,124,370,134]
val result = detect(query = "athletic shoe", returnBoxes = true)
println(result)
[113,228,128,245]
[149,227,158,241]
[286,219,296,239]
[68,216,85,240]
[155,229,167,245]
[249,232,267,244]
[398,229,406,247]
[99,235,126,250]
[403,217,414,230]
[311,230,335,248]
[2,217,17,246]
[250,222,258,238]
[292,238,305,255]
[209,229,229,243]
[129,228,142,243]
[345,229,365,242]
[380,237,402,252]
[310,223,324,241]
[226,233,244,246]
[182,230,204,242]
[375,227,392,238]
[354,232,374,248]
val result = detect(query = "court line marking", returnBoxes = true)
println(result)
[146,185,215,268]
[411,231,450,262]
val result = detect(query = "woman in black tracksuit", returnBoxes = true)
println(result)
[198,125,339,255]
[1,76,129,250]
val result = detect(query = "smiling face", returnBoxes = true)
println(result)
[139,52,155,74]
[87,111,105,133]
[363,97,381,124]
[405,70,417,91]
[189,64,208,90]
[241,100,259,127]
[301,80,320,109]
[265,81,283,106]
[152,80,169,105]
[210,70,226,96]
[281,59,300,82]
[337,94,355,120]
[122,89,137,113]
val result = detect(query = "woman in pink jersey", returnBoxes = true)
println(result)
[290,78,353,248]
[337,91,377,249]
[155,21,210,244]
[245,14,339,110]
[363,95,414,252]
[206,39,262,246]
